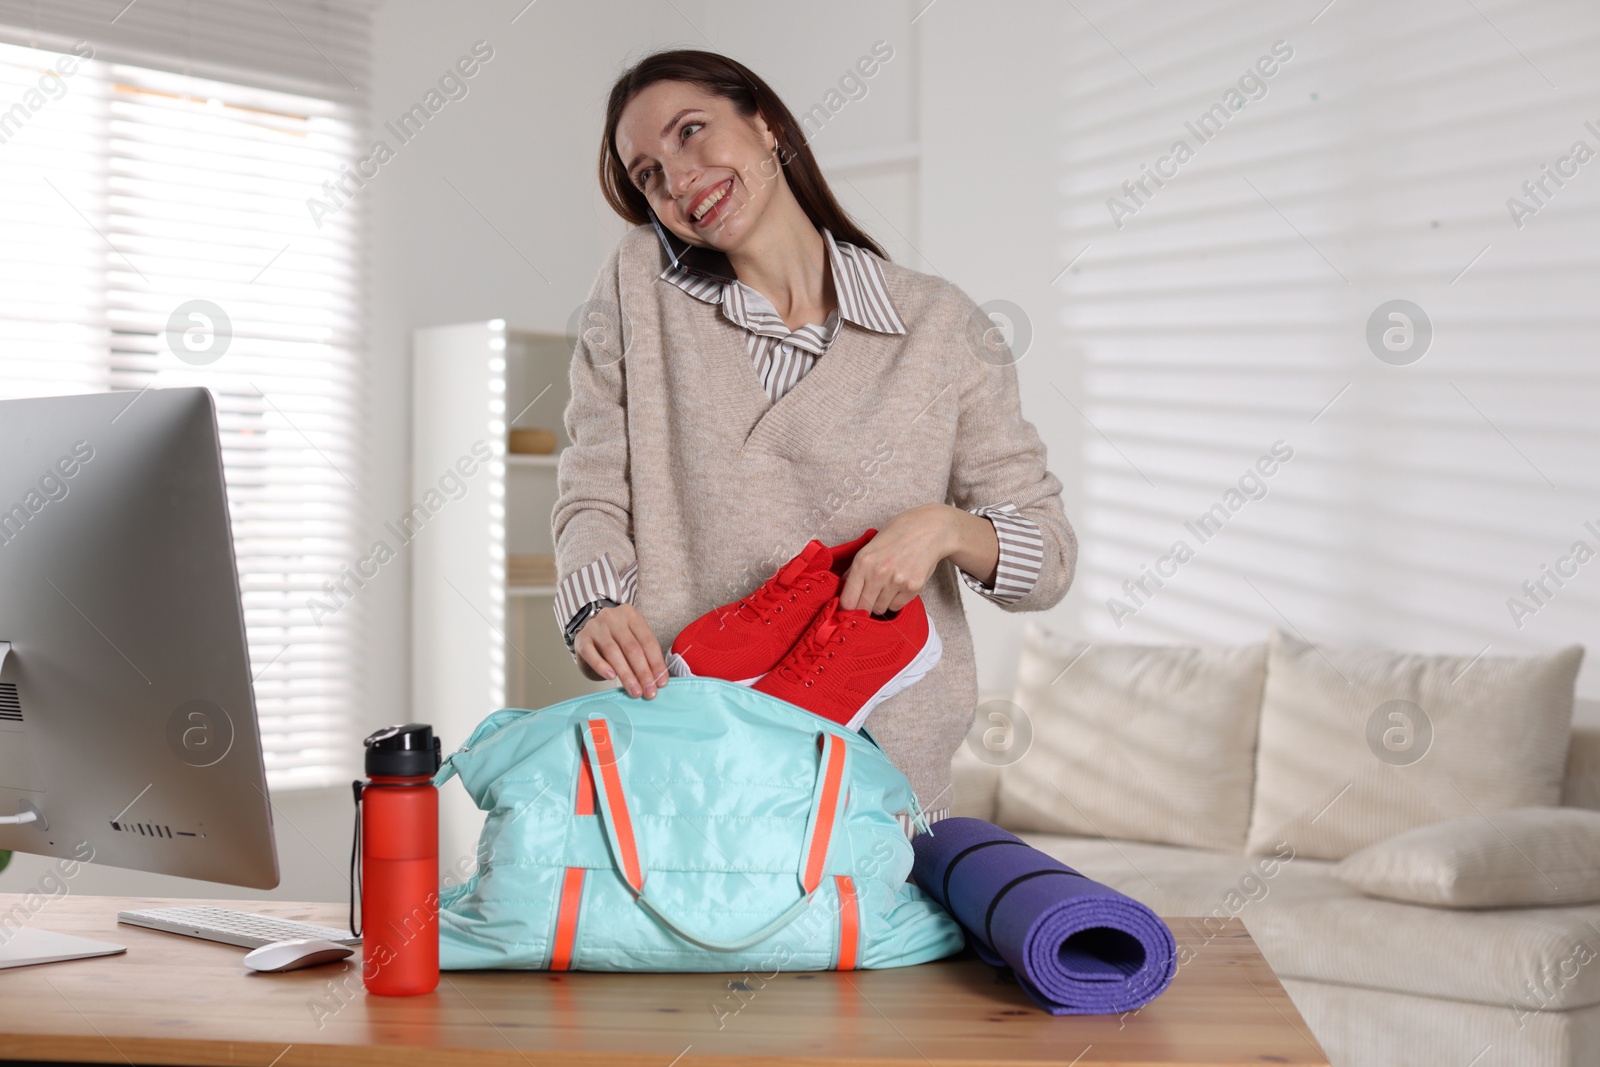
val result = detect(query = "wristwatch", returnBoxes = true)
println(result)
[563,597,618,653]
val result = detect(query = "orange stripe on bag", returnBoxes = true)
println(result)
[803,735,847,894]
[834,874,859,971]
[550,866,585,970]
[587,719,644,893]
[576,744,597,816]
[554,727,598,969]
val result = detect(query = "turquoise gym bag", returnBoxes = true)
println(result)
[432,677,964,972]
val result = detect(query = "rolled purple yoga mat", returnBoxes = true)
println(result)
[911,817,1177,1015]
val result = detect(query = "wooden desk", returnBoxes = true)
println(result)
[0,894,1328,1066]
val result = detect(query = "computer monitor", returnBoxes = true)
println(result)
[0,388,279,962]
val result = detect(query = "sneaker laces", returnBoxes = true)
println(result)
[729,544,824,624]
[776,600,859,683]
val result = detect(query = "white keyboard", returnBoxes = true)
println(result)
[117,905,361,949]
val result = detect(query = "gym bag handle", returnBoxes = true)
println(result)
[578,712,851,953]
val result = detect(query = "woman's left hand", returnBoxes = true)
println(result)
[838,503,959,615]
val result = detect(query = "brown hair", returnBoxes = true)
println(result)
[598,49,888,260]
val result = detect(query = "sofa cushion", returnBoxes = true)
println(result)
[1566,725,1600,811]
[1281,977,1600,1067]
[1018,831,1600,1011]
[1333,808,1600,908]
[992,624,1266,851]
[1245,629,1582,860]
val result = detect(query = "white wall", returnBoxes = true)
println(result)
[932,22,1600,1046]
[918,3,1087,687]
[924,0,1600,728]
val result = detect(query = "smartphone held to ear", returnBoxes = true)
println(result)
[648,206,735,280]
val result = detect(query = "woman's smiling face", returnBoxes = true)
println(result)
[615,79,783,251]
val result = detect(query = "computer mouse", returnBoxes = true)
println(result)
[242,938,355,972]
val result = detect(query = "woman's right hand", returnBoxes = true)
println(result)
[573,603,668,699]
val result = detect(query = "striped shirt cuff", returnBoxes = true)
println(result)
[958,501,1044,605]
[553,553,639,633]
[896,806,950,840]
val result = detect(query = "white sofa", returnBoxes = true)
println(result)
[949,625,1600,1067]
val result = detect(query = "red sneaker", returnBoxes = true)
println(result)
[752,595,943,731]
[667,530,877,684]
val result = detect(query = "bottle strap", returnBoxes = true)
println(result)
[348,780,363,937]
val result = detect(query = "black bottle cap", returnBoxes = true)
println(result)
[363,723,442,778]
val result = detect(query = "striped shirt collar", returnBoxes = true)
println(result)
[658,227,907,338]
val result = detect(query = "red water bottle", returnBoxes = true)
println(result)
[352,723,441,996]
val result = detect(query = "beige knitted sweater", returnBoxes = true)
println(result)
[554,223,1076,811]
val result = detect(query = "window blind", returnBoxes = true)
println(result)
[0,29,368,788]
[0,0,372,102]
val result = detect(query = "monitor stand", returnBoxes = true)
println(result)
[1,641,121,967]
[0,926,126,969]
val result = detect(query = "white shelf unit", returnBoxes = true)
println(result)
[411,320,609,863]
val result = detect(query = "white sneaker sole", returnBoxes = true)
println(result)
[844,617,943,732]
[665,651,762,686]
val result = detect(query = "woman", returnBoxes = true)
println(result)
[553,49,1076,830]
